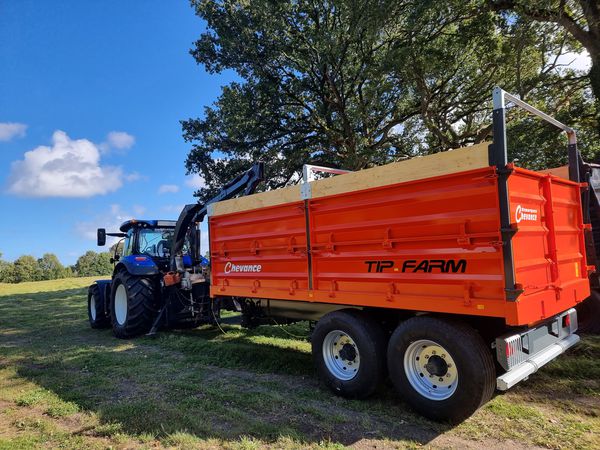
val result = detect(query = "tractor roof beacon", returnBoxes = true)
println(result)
[87,88,600,424]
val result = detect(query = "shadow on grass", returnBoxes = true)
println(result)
[10,288,600,446]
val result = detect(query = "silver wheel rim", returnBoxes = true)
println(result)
[114,284,128,326]
[90,295,97,321]
[322,330,360,381]
[404,339,458,401]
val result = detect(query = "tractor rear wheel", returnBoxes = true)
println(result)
[110,270,159,339]
[88,284,110,329]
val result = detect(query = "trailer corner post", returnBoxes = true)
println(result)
[491,87,520,302]
[567,130,581,182]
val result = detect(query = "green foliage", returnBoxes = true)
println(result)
[0,252,14,283]
[12,255,42,283]
[37,253,69,281]
[489,0,600,116]
[73,251,112,277]
[183,0,599,200]
[0,251,102,284]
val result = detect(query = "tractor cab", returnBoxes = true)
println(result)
[97,219,200,274]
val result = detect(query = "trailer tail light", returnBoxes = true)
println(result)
[563,309,578,333]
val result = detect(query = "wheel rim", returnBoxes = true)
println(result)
[114,284,128,326]
[90,295,97,321]
[322,330,360,381]
[404,339,458,401]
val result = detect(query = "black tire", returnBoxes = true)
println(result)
[387,316,495,423]
[110,270,159,339]
[88,284,110,329]
[311,309,387,399]
[576,290,600,334]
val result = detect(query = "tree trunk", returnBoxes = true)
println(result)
[589,55,600,136]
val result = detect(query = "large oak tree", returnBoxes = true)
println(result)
[183,0,598,200]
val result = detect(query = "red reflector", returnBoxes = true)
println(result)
[564,315,571,328]
[135,257,147,261]
[505,342,513,357]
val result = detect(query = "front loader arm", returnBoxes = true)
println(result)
[170,163,264,271]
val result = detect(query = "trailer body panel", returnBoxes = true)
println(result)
[209,165,590,326]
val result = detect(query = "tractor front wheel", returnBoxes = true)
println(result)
[88,284,110,329]
[110,270,159,339]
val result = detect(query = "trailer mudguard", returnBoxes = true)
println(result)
[115,255,160,276]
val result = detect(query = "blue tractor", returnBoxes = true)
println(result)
[87,164,263,338]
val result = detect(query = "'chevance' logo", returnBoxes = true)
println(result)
[224,262,262,274]
[515,205,538,223]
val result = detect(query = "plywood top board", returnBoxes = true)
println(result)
[539,165,569,179]
[210,183,302,217]
[310,142,490,199]
[210,142,490,216]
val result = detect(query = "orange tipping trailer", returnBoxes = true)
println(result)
[209,163,589,327]
[205,88,589,422]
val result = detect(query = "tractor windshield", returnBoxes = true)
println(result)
[137,228,175,258]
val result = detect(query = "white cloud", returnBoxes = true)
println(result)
[125,172,143,182]
[185,173,206,189]
[0,122,27,141]
[7,130,124,197]
[555,50,591,72]
[158,184,180,194]
[98,131,135,154]
[75,204,133,243]
[106,131,135,150]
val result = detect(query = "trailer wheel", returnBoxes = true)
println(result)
[88,284,110,329]
[312,309,386,399]
[387,316,495,423]
[110,270,159,339]
[576,290,600,334]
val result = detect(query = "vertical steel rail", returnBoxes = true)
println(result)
[491,87,520,301]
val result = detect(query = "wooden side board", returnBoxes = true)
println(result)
[539,165,569,179]
[310,142,490,199]
[211,184,302,216]
[210,142,490,217]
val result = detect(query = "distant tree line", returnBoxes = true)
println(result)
[0,251,113,284]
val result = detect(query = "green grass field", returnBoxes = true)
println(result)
[0,278,598,449]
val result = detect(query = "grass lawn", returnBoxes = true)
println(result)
[0,277,598,449]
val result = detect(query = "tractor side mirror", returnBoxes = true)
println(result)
[97,228,106,246]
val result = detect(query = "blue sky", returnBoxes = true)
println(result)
[0,0,231,264]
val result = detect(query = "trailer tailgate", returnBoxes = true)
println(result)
[507,167,590,325]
